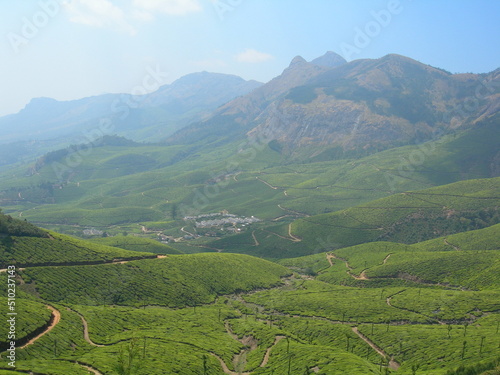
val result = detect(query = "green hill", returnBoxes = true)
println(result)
[290,177,500,253]
[20,253,290,307]
[0,231,156,268]
[280,223,500,289]
[90,236,183,254]
[0,113,497,245]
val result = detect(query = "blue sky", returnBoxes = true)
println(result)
[0,0,499,117]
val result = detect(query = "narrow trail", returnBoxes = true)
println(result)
[277,204,309,217]
[0,254,167,273]
[326,253,335,267]
[54,359,104,375]
[260,336,286,367]
[328,252,394,281]
[351,327,400,370]
[251,231,260,246]
[224,321,258,373]
[272,214,293,222]
[183,243,224,252]
[79,363,104,375]
[180,226,196,237]
[263,229,299,243]
[444,239,461,251]
[288,223,302,242]
[349,270,368,280]
[214,321,286,375]
[386,290,446,325]
[70,308,106,347]
[211,353,250,375]
[328,253,368,280]
[233,295,409,372]
[255,177,278,190]
[20,305,61,349]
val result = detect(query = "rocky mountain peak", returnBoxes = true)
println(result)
[311,51,347,68]
[289,55,308,67]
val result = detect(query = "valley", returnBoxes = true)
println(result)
[0,51,499,374]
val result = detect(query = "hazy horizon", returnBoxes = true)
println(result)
[1,0,499,117]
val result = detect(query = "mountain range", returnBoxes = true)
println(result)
[0,72,262,145]
[168,52,499,160]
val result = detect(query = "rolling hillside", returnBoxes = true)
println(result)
[3,218,498,374]
[0,51,498,374]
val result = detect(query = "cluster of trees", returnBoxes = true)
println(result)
[0,210,48,238]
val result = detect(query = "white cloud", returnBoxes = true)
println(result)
[133,0,202,16]
[131,9,154,22]
[63,0,136,35]
[235,49,274,63]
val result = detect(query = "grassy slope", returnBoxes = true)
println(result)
[20,253,290,307]
[0,231,156,267]
[290,177,500,252]
[90,235,183,254]
[0,114,497,236]
[280,223,500,289]
[205,176,500,259]
[0,118,497,374]
[1,221,498,374]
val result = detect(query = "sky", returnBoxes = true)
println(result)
[0,0,499,117]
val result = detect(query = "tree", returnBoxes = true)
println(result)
[114,338,141,375]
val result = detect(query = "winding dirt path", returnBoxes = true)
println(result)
[260,336,286,367]
[0,254,167,273]
[79,363,104,375]
[288,223,302,242]
[351,327,400,370]
[444,239,461,251]
[215,318,288,375]
[56,360,104,375]
[70,309,106,347]
[212,353,251,375]
[263,229,299,243]
[180,226,196,237]
[326,253,335,267]
[250,231,260,246]
[277,204,309,217]
[328,253,369,280]
[20,305,61,349]
[349,270,368,280]
[386,291,446,325]
[255,177,278,190]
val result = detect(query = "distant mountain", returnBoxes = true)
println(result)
[310,50,347,68]
[168,52,499,160]
[0,72,263,145]
[166,52,342,145]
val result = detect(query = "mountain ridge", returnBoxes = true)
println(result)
[0,72,263,145]
[166,52,499,160]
